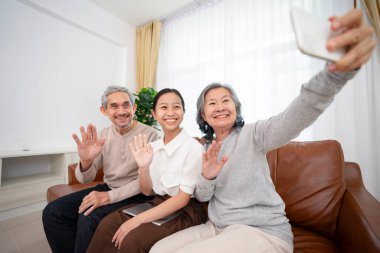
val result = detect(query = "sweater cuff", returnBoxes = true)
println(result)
[199,174,216,187]
[324,64,359,84]
[107,190,116,204]
[74,163,94,183]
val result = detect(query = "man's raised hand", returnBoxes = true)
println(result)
[72,124,106,170]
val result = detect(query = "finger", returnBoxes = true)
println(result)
[328,16,337,22]
[214,141,222,157]
[72,133,82,146]
[343,50,374,71]
[327,25,373,52]
[143,134,148,148]
[129,142,136,156]
[98,136,106,146]
[134,135,139,150]
[117,237,122,249]
[208,140,216,158]
[202,152,207,166]
[138,134,143,149]
[210,141,217,158]
[80,126,87,142]
[211,142,222,164]
[219,155,229,168]
[92,125,98,142]
[112,230,119,243]
[205,142,214,162]
[113,230,122,248]
[87,124,93,141]
[330,36,375,71]
[331,9,362,31]
[117,233,126,250]
[84,206,95,216]
[78,202,86,213]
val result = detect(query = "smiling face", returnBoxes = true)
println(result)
[202,87,237,133]
[152,92,184,134]
[100,91,136,134]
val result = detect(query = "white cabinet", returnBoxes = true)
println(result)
[0,149,78,220]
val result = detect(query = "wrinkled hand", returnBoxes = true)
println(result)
[72,124,106,169]
[112,216,142,249]
[327,9,376,72]
[202,140,228,180]
[129,134,153,169]
[78,191,110,216]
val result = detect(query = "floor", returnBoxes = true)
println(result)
[0,210,51,253]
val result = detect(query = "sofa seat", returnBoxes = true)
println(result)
[47,181,103,202]
[292,226,339,253]
[47,163,104,202]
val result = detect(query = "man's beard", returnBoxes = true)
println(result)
[118,120,132,129]
[116,114,133,129]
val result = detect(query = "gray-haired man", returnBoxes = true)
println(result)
[43,86,158,253]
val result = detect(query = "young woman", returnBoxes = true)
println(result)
[86,88,207,253]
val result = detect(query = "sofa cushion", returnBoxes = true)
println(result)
[292,225,339,253]
[46,181,103,203]
[267,140,346,238]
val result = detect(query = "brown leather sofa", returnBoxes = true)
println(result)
[46,140,380,253]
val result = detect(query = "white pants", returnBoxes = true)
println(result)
[150,220,293,253]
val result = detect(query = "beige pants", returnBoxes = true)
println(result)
[150,220,293,253]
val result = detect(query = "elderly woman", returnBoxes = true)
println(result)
[150,9,375,253]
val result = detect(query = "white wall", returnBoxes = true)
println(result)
[0,0,136,152]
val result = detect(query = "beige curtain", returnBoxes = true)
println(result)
[361,0,380,40]
[136,21,162,91]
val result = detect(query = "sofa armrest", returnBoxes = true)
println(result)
[337,162,380,253]
[67,163,104,185]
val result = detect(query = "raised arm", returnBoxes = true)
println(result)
[253,9,375,153]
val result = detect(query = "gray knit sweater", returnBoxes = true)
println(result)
[195,68,357,246]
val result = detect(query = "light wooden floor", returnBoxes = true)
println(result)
[0,210,51,253]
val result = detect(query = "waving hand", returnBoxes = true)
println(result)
[72,124,106,170]
[129,134,153,169]
[202,140,228,180]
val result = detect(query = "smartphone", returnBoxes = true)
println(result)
[290,7,345,62]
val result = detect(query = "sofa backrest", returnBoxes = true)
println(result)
[68,163,104,185]
[266,140,346,238]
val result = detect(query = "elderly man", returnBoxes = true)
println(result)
[42,85,158,253]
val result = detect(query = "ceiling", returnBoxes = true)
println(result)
[90,0,196,27]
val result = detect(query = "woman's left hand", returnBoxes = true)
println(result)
[327,9,376,72]
[112,216,142,249]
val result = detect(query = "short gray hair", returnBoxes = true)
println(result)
[196,82,245,141]
[101,85,135,109]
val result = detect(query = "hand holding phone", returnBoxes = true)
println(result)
[290,7,345,62]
